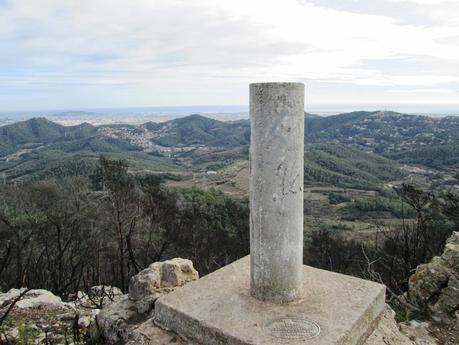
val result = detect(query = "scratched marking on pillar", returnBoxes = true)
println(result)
[264,318,320,340]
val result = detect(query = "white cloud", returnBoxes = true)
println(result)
[1,0,459,110]
[388,0,451,4]
[389,88,453,93]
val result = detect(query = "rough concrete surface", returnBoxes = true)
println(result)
[155,256,386,345]
[249,82,305,303]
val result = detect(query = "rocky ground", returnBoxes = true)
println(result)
[0,286,119,344]
[1,233,458,345]
[0,258,199,345]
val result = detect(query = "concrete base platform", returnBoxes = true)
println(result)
[155,256,386,345]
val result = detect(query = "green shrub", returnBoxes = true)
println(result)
[354,197,416,218]
[329,192,351,204]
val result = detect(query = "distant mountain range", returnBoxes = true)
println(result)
[142,114,250,147]
[306,111,459,150]
[0,111,458,183]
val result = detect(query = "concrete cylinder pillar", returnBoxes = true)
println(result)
[249,82,305,304]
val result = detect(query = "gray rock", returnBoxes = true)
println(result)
[442,232,459,270]
[128,262,162,301]
[91,295,142,344]
[134,295,160,315]
[408,232,459,320]
[160,258,198,288]
[364,306,413,345]
[127,318,196,345]
[128,258,198,306]
[0,288,73,310]
[0,288,27,308]
[78,315,92,328]
[91,294,186,345]
[399,320,436,345]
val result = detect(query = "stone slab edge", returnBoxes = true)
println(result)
[154,258,386,345]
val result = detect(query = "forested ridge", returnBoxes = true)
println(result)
[2,112,459,177]
[0,118,405,189]
[303,143,403,189]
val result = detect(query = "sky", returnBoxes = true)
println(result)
[1,0,459,112]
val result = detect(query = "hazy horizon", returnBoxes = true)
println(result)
[0,104,459,116]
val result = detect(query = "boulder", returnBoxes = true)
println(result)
[128,258,198,315]
[161,258,199,288]
[128,262,162,301]
[408,232,459,320]
[0,288,28,308]
[0,288,72,310]
[91,295,142,344]
[129,258,198,301]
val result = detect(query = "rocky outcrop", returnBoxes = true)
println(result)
[91,258,199,344]
[408,232,459,321]
[365,306,412,345]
